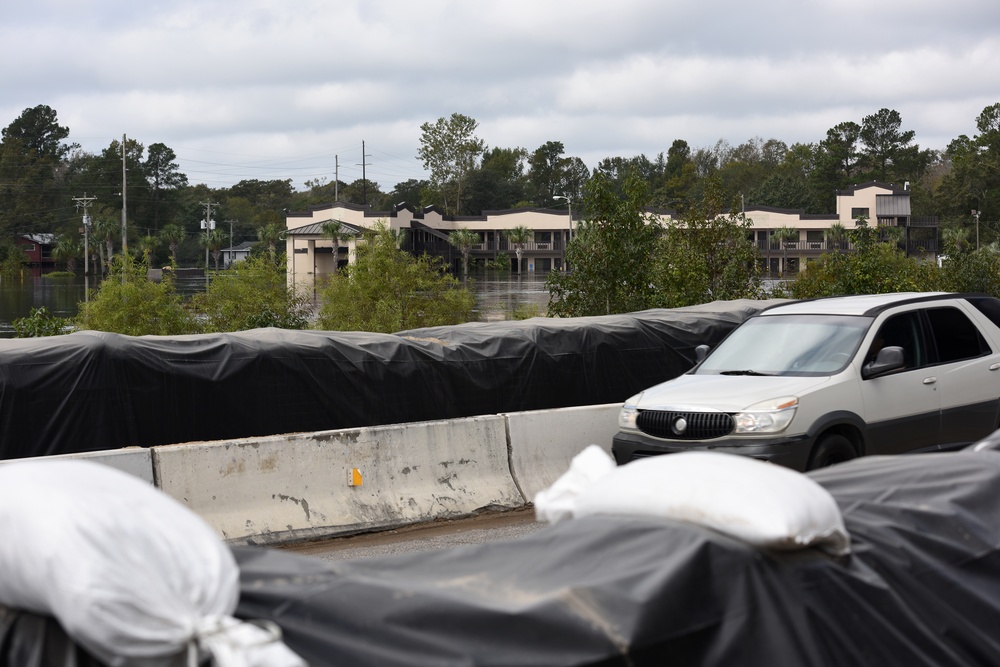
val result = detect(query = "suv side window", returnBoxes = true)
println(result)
[925,307,990,363]
[866,311,926,370]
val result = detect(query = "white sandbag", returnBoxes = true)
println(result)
[534,446,850,556]
[533,444,616,523]
[0,459,303,667]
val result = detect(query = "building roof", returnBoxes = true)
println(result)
[286,219,365,236]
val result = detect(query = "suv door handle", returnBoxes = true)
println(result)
[990,363,1000,371]
[922,377,937,385]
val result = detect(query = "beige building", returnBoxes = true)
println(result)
[285,181,936,288]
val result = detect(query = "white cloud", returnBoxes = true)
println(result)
[2,0,998,189]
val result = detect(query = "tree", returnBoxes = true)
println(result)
[321,220,351,271]
[76,255,195,335]
[448,228,479,278]
[653,178,762,306]
[52,235,81,272]
[144,143,188,233]
[193,255,311,332]
[0,105,76,237]
[316,222,475,332]
[159,223,185,267]
[505,225,533,275]
[546,172,662,316]
[91,213,119,275]
[137,233,159,266]
[256,223,284,263]
[201,228,226,271]
[771,226,799,276]
[826,222,848,251]
[790,218,936,298]
[417,113,486,215]
[859,108,930,183]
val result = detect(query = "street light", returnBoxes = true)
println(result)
[552,195,572,240]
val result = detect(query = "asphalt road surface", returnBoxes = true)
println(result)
[276,506,546,562]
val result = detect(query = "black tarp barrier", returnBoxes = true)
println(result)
[0,300,779,460]
[7,448,1000,665]
[229,448,1000,666]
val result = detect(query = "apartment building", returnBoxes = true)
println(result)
[285,181,936,287]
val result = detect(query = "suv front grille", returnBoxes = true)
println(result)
[636,410,735,440]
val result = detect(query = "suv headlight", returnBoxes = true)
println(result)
[734,396,797,434]
[619,393,643,429]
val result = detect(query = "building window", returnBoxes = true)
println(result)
[851,207,869,219]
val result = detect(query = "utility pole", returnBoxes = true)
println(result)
[335,155,339,201]
[121,134,128,255]
[72,193,96,271]
[225,219,236,268]
[357,141,372,206]
[73,194,96,292]
[200,200,217,273]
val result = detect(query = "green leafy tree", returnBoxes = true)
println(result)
[159,223,185,267]
[417,113,486,215]
[143,142,188,233]
[546,172,662,316]
[137,233,159,266]
[76,255,195,335]
[201,228,226,271]
[91,212,119,275]
[448,228,479,278]
[789,218,936,298]
[317,222,475,332]
[505,225,533,274]
[193,255,311,332]
[321,220,352,272]
[0,105,76,237]
[771,226,799,276]
[256,222,284,262]
[653,178,762,306]
[859,108,931,183]
[53,235,81,272]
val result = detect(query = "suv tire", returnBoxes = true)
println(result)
[807,433,857,470]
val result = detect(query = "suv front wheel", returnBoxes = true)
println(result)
[807,433,857,470]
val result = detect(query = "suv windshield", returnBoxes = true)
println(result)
[696,314,872,377]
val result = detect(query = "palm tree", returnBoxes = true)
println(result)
[92,216,119,275]
[321,220,350,271]
[448,228,479,279]
[52,235,81,272]
[137,234,159,267]
[826,223,848,252]
[505,225,533,275]
[201,228,226,271]
[159,224,185,268]
[940,226,971,256]
[257,223,284,263]
[772,226,798,276]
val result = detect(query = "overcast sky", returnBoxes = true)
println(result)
[3,0,998,193]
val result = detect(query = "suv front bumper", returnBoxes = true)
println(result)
[612,431,815,472]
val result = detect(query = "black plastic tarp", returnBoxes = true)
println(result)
[228,448,1000,666]
[6,448,1000,665]
[0,301,777,460]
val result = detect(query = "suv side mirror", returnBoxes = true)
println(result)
[862,345,905,379]
[695,344,710,363]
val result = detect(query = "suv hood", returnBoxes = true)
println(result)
[635,373,832,412]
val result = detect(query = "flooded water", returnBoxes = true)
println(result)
[0,268,553,337]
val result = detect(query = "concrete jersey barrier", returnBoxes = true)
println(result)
[505,403,623,502]
[152,415,524,545]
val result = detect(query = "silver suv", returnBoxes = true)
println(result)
[613,293,1000,470]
